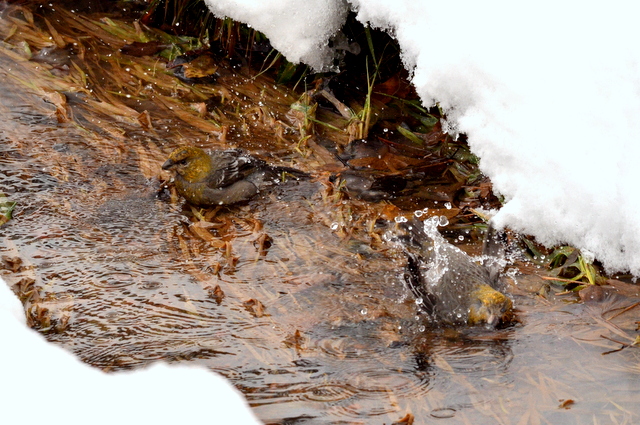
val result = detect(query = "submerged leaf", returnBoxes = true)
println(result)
[548,245,579,268]
[396,125,424,145]
[0,193,16,226]
[408,110,439,130]
[243,299,267,317]
[208,285,225,304]
[120,41,171,57]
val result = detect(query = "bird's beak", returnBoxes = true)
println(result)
[486,314,499,328]
[161,159,175,170]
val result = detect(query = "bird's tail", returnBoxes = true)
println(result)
[395,218,437,259]
[404,251,438,315]
[271,166,310,181]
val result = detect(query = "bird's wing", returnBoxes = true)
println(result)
[206,149,258,188]
[404,252,438,315]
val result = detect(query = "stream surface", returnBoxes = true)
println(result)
[0,3,639,424]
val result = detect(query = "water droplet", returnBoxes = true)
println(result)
[458,235,464,241]
[418,325,426,332]
[330,222,339,230]
[414,210,424,217]
[444,202,452,209]
[395,216,408,223]
[438,216,449,226]
[360,308,367,315]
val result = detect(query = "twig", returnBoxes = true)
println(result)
[607,301,640,321]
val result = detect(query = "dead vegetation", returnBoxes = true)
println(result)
[0,2,638,423]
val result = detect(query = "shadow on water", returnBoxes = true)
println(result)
[0,2,639,424]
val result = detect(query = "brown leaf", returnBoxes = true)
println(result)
[347,152,425,172]
[189,102,208,117]
[43,90,70,123]
[192,220,224,230]
[380,204,401,220]
[477,181,494,198]
[134,145,164,180]
[43,18,66,48]
[181,54,218,79]
[580,284,640,323]
[283,329,304,350]
[1,255,24,272]
[558,399,575,409]
[253,233,272,255]
[316,88,352,119]
[137,110,153,130]
[307,138,343,167]
[207,284,225,304]
[120,41,170,57]
[372,72,413,103]
[243,299,267,317]
[189,223,226,248]
[13,277,37,303]
[392,413,414,425]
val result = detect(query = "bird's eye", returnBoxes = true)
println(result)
[178,159,188,165]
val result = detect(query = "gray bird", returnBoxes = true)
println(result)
[162,146,307,206]
[398,218,514,327]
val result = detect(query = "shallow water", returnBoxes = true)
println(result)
[0,3,639,424]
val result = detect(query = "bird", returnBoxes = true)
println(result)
[329,170,407,202]
[161,146,308,207]
[397,218,514,328]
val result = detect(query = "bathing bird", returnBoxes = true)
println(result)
[398,218,514,327]
[162,146,307,206]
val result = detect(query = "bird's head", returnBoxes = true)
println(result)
[467,284,514,327]
[162,146,211,182]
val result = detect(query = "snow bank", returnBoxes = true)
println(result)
[0,277,261,425]
[203,0,348,71]
[204,0,640,275]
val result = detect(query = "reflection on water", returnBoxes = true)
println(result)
[0,3,639,424]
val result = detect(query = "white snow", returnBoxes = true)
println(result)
[203,0,640,275]
[0,277,261,425]
[203,0,349,71]
[4,2,640,422]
